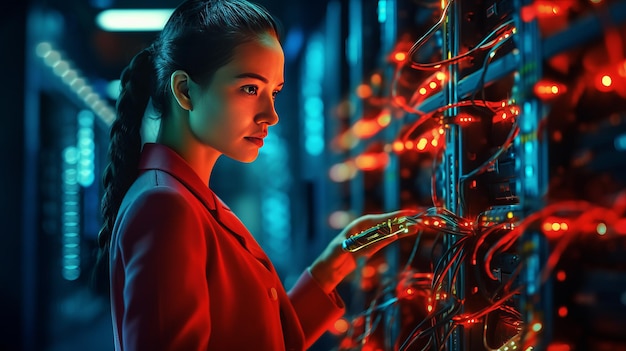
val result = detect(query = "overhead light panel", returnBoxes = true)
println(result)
[96,9,174,31]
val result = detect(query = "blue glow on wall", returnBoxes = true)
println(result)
[302,33,325,157]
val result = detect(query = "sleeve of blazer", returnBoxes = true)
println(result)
[117,186,210,350]
[288,269,346,349]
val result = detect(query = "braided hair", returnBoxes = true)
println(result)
[93,0,280,293]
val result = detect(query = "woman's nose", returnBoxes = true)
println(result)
[256,97,279,126]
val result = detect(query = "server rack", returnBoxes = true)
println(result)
[321,0,626,350]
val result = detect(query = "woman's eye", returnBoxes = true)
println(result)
[242,85,258,95]
[272,90,281,100]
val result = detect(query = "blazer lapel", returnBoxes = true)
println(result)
[209,193,273,271]
[139,143,273,271]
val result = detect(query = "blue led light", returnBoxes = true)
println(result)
[614,133,626,151]
[378,0,387,23]
[77,110,95,187]
[305,136,324,156]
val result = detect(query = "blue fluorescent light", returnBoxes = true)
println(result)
[96,9,174,31]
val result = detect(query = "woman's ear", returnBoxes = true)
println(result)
[170,70,193,111]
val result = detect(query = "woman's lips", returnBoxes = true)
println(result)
[244,136,264,147]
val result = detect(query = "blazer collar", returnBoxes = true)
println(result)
[139,143,218,211]
[138,143,271,268]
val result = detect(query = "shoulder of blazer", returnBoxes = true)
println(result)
[117,169,202,217]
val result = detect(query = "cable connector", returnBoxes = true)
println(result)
[342,216,414,253]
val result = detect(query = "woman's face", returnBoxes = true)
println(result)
[187,32,284,163]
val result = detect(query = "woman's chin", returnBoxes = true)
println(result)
[230,152,259,164]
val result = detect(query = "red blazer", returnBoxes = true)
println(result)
[109,143,345,351]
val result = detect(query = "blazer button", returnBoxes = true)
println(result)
[269,287,278,301]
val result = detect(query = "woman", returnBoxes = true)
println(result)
[95,0,411,349]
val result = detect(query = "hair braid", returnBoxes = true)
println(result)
[92,47,154,292]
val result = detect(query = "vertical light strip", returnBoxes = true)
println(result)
[302,33,325,156]
[77,110,95,187]
[61,147,81,281]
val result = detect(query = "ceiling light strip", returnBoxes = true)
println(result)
[96,9,174,32]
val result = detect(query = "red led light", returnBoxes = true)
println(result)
[331,318,350,335]
[354,152,389,171]
[521,0,573,24]
[392,140,405,153]
[393,51,407,63]
[536,3,560,16]
[534,80,567,100]
[547,343,571,351]
[416,138,428,151]
[356,84,373,99]
[352,119,383,139]
[456,112,478,124]
[595,73,615,92]
[370,73,383,86]
[542,217,571,238]
[592,59,626,97]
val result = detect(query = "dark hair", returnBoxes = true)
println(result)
[92,0,280,292]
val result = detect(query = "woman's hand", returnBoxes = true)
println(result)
[309,209,419,294]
